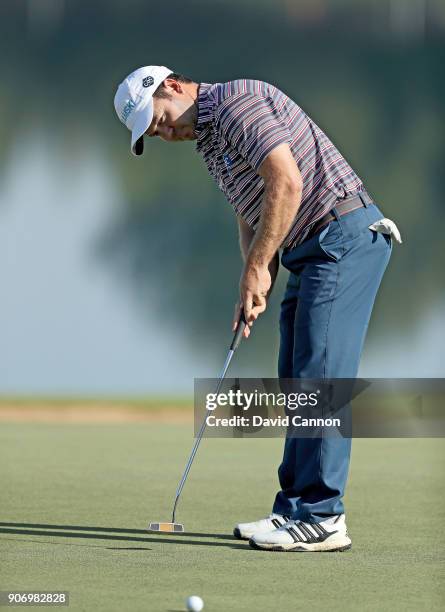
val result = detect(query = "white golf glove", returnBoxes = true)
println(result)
[368,218,402,244]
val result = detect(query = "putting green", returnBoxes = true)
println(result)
[0,421,444,611]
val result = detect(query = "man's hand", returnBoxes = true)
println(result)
[240,263,271,324]
[233,253,279,338]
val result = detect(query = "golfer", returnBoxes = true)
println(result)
[114,66,400,552]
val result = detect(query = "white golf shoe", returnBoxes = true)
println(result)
[233,513,292,540]
[249,514,351,552]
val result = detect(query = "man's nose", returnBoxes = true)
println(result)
[158,126,173,140]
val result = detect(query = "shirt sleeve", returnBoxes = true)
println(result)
[216,94,292,171]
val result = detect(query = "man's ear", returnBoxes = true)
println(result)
[163,78,182,94]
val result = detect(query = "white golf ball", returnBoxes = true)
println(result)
[186,595,204,611]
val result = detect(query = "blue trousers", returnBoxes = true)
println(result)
[272,200,392,522]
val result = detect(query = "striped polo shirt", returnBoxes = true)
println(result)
[195,80,365,248]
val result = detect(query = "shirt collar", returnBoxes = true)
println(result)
[195,82,214,140]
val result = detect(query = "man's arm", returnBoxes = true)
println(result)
[238,215,255,262]
[240,142,303,326]
[234,217,280,337]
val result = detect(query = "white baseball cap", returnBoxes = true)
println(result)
[114,65,173,156]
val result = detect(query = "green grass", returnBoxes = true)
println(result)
[0,423,444,611]
[0,396,192,411]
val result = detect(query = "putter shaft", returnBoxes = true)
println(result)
[171,313,247,524]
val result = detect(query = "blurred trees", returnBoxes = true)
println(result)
[1,0,444,370]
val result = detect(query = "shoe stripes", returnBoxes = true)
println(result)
[271,515,291,529]
[285,521,332,543]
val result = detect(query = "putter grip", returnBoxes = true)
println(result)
[230,309,247,351]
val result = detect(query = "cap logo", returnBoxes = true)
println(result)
[120,98,136,124]
[142,76,154,88]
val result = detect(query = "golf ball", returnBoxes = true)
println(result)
[186,595,204,611]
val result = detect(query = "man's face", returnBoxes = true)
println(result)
[145,83,197,142]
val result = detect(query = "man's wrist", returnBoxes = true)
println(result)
[245,255,269,272]
[246,242,274,270]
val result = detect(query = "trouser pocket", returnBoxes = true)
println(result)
[317,221,344,262]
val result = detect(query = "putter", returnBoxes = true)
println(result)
[149,309,247,533]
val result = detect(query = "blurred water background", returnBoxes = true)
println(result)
[1,0,444,396]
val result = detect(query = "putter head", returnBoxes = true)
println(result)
[148,522,184,533]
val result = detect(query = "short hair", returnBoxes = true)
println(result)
[153,73,193,99]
